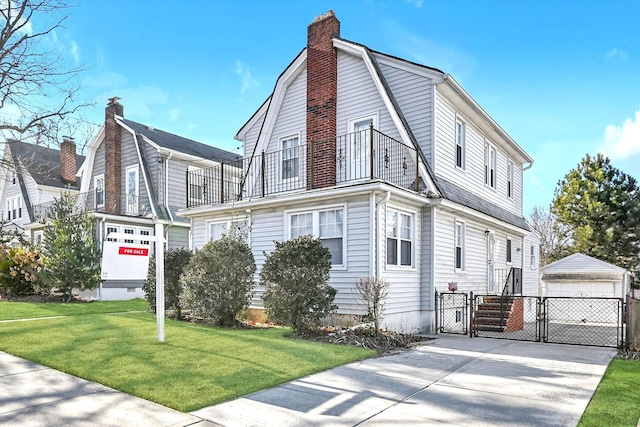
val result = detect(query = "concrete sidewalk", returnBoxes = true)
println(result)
[0,351,217,427]
[192,335,615,426]
[1,336,615,426]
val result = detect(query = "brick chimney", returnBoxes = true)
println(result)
[60,136,77,185]
[306,10,340,189]
[105,97,123,214]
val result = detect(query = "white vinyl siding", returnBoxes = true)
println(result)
[376,59,433,169]
[264,69,306,154]
[242,112,266,161]
[433,89,524,216]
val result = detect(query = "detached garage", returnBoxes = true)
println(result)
[542,253,631,298]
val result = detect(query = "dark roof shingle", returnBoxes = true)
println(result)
[121,119,241,163]
[9,140,84,189]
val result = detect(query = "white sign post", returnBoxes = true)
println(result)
[103,229,167,343]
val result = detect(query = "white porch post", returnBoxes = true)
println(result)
[155,222,165,343]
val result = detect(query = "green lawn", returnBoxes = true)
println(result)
[578,359,640,427]
[0,298,148,320]
[0,309,374,411]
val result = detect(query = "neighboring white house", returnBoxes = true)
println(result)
[37,97,241,300]
[178,11,540,333]
[541,253,630,299]
[0,138,83,246]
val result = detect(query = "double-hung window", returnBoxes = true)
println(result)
[6,196,22,221]
[94,174,105,209]
[386,208,413,267]
[288,208,344,267]
[507,161,513,199]
[281,135,300,180]
[455,221,465,270]
[530,245,536,268]
[208,219,250,242]
[506,238,512,264]
[455,119,465,169]
[484,142,496,189]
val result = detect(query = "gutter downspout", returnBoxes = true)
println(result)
[375,191,391,278]
[523,162,533,171]
[165,152,174,223]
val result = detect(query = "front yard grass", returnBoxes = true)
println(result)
[578,359,640,427]
[0,298,148,320]
[0,310,375,411]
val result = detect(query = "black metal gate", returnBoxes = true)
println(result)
[437,292,468,335]
[543,297,625,348]
[465,294,624,348]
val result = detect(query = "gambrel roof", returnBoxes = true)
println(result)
[8,140,84,189]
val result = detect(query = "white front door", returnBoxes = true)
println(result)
[350,118,373,180]
[487,232,496,293]
[125,165,139,215]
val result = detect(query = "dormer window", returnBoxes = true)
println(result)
[484,142,496,189]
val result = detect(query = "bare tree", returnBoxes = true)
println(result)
[0,0,92,168]
[528,205,572,266]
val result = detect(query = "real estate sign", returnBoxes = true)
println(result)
[101,235,151,281]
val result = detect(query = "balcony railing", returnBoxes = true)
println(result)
[33,191,149,221]
[187,127,421,208]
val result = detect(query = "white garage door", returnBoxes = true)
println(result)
[546,282,616,298]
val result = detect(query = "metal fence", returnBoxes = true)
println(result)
[543,297,624,348]
[437,292,468,335]
[472,295,541,342]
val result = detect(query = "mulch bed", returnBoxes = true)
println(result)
[0,294,83,303]
[616,349,640,361]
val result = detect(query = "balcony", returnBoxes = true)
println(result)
[186,127,422,208]
[33,191,150,221]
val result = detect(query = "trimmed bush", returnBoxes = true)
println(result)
[354,276,390,333]
[180,234,255,326]
[261,236,337,334]
[143,248,193,318]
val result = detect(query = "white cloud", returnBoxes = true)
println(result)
[168,108,181,122]
[382,22,477,82]
[605,48,628,60]
[599,109,640,160]
[96,49,105,67]
[70,41,80,64]
[403,0,424,8]
[235,61,258,94]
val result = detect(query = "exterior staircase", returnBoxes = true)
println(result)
[474,296,515,332]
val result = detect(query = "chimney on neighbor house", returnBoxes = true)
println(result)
[306,10,340,189]
[60,136,77,185]
[104,97,123,214]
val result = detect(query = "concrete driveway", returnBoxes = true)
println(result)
[192,335,615,426]
[1,335,615,426]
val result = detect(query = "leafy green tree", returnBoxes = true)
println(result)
[40,191,101,301]
[180,233,255,326]
[552,153,640,273]
[261,236,337,334]
[143,248,192,318]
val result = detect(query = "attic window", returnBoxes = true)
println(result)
[11,171,16,186]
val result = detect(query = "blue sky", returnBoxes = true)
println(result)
[36,0,640,213]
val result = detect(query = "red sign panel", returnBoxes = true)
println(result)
[118,247,149,256]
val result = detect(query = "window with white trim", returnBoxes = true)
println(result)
[33,231,44,246]
[386,208,413,267]
[106,226,118,242]
[455,221,465,270]
[287,208,344,267]
[94,174,105,209]
[187,165,204,203]
[507,161,513,198]
[484,142,496,189]
[281,135,300,180]
[124,228,135,244]
[5,196,22,221]
[208,219,250,242]
[11,171,16,186]
[530,245,536,268]
[506,238,512,264]
[455,119,465,169]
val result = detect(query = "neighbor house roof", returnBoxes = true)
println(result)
[8,140,84,189]
[120,118,241,163]
[542,253,628,274]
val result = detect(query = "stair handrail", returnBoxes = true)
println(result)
[499,267,515,329]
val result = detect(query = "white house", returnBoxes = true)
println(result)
[0,138,83,246]
[179,11,540,333]
[542,253,630,299]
